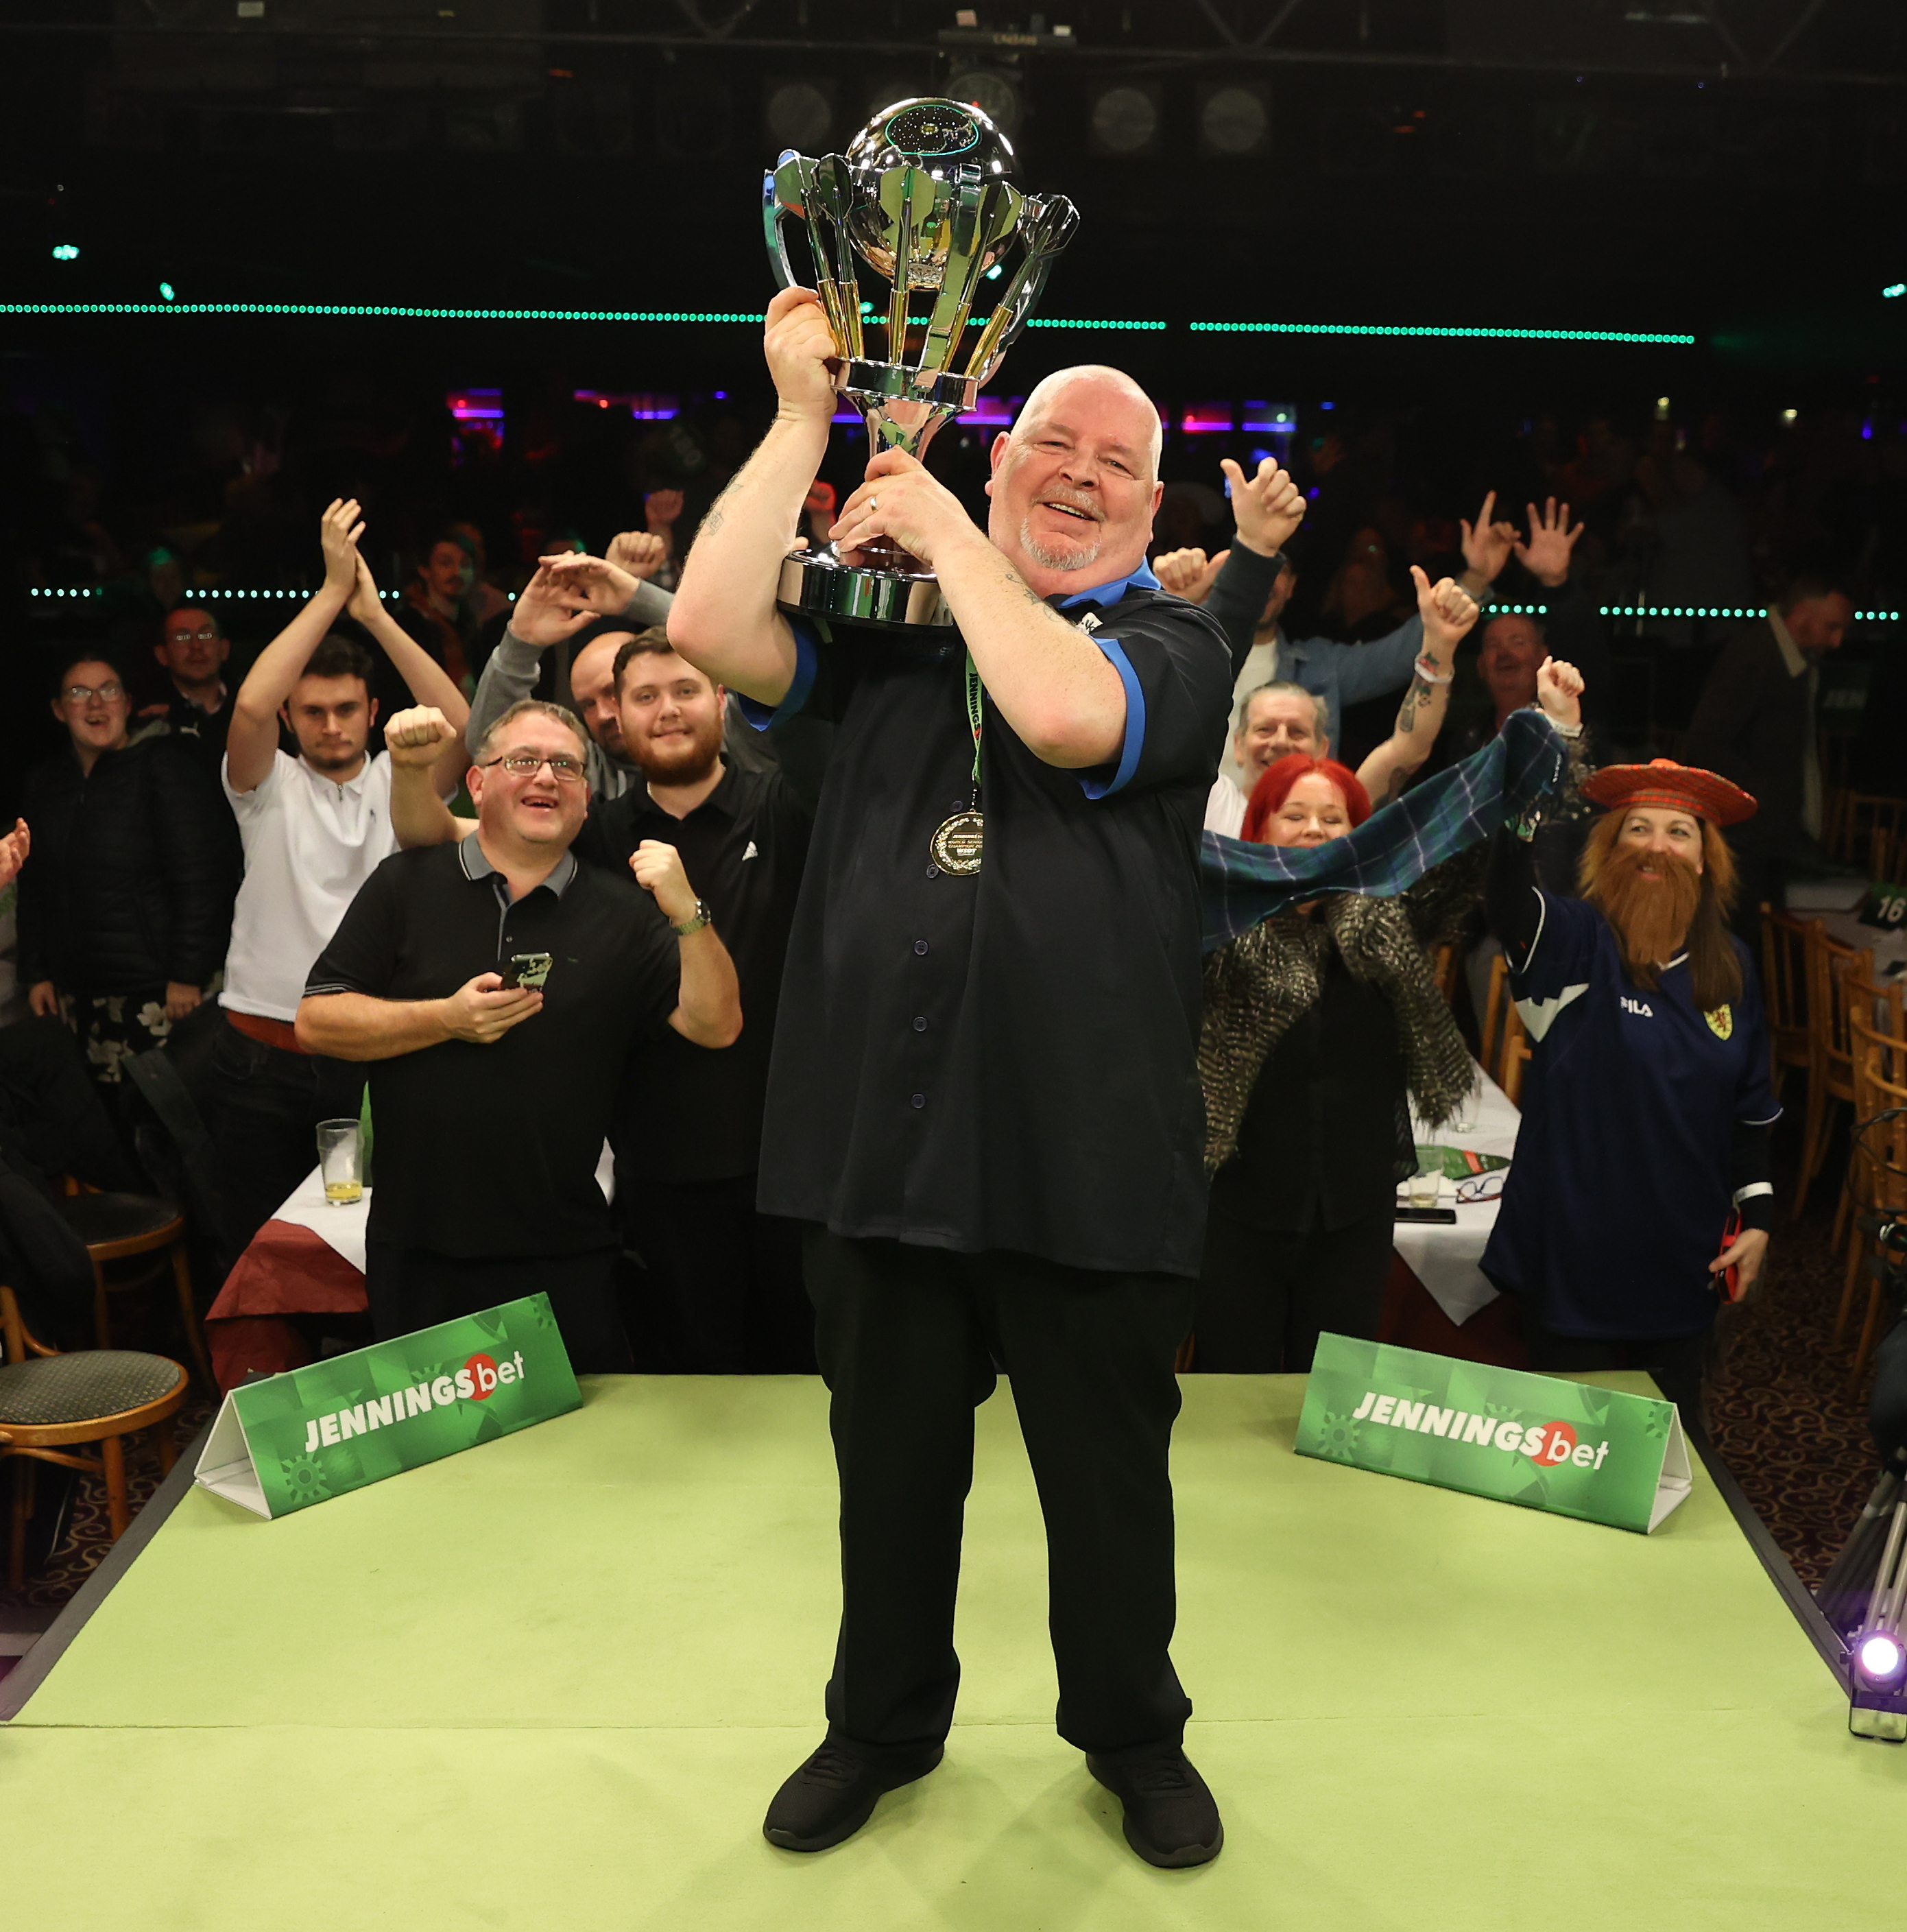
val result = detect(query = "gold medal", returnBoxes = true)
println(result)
[931,809,985,874]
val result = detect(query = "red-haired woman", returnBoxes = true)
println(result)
[1195,573,1583,1372]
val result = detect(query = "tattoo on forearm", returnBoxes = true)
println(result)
[1396,676,1430,734]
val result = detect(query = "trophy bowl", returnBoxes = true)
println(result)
[763,95,1078,629]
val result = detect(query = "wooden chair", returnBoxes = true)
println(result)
[1478,953,1531,1104]
[51,1189,212,1392]
[1871,824,1907,888]
[1840,1011,1907,1393]
[1839,793,1907,868]
[1429,942,1460,1007]
[1794,923,1865,1217]
[0,1283,188,1590]
[1759,909,1815,1105]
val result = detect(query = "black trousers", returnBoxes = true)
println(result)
[205,1016,367,1251]
[1512,1298,1714,1438]
[616,1171,814,1373]
[365,1241,632,1373]
[1194,1205,1395,1374]
[803,1228,1195,1759]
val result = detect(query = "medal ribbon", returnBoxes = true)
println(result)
[963,651,983,809]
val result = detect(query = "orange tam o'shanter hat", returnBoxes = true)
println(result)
[1579,758,1757,827]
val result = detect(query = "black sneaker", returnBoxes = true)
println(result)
[762,1739,945,1852]
[1086,1748,1224,1868]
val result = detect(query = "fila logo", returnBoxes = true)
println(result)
[743,841,760,861]
[1620,996,1655,1017]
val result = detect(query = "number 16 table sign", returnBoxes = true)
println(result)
[1295,1334,1692,1534]
[194,1294,581,1519]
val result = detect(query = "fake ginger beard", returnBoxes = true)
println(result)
[1581,824,1704,991]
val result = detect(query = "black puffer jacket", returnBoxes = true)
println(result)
[16,735,239,995]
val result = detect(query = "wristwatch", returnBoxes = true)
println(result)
[670,898,712,937]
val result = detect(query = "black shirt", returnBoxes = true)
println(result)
[575,761,812,1184]
[739,577,1234,1278]
[158,689,233,777]
[1208,951,1408,1235]
[304,835,678,1258]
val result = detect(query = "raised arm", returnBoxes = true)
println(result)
[627,842,742,1048]
[345,556,470,794]
[1357,569,1478,807]
[226,499,361,794]
[664,287,837,706]
[385,708,475,849]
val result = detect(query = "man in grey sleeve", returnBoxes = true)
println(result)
[1158,470,1520,791]
[466,530,768,798]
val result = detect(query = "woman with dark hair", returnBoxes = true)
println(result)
[18,647,239,1092]
[1192,574,1554,1371]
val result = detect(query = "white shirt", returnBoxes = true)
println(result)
[221,750,398,1022]
[1204,774,1248,837]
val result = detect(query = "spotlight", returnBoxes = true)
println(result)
[159,281,176,302]
[1199,84,1269,158]
[764,79,832,154]
[51,243,78,261]
[1857,1632,1906,1683]
[1088,83,1161,158]
[947,67,1022,140]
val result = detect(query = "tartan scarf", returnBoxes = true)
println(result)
[1197,708,1568,953]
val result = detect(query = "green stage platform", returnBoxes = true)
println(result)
[3,1374,1899,1929]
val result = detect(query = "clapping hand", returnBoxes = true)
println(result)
[1153,547,1228,606]
[1460,490,1518,586]
[319,499,366,596]
[1218,455,1306,559]
[1535,657,1585,732]
[1410,566,1482,658]
[606,530,668,582]
[346,551,385,628]
[510,562,609,649]
[1513,497,1584,588]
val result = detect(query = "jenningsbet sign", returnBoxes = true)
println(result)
[1295,1335,1692,1534]
[195,1295,580,1518]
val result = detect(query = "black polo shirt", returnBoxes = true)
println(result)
[738,572,1233,1278]
[575,762,812,1184]
[304,834,678,1259]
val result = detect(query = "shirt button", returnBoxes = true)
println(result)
[913,1015,928,1031]
[911,1093,926,1109]
[913,939,928,955]
[926,863,939,879]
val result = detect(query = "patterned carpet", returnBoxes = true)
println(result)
[0,1117,1893,1625]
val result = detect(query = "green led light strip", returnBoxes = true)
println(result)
[1025,318,1169,331]
[1191,321,1696,346]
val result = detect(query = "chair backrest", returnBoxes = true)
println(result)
[1849,1010,1907,1216]
[1871,824,1906,890]
[1760,909,1814,1053]
[0,1282,57,1366]
[1479,951,1530,1099]
[1430,942,1460,1007]
[1500,1009,1531,1106]
[1845,793,1907,867]
[1803,921,1864,1084]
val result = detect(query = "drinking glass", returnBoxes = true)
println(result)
[317,1119,363,1206]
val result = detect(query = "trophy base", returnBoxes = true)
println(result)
[776,544,951,630]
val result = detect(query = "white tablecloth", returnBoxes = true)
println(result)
[265,1142,618,1278]
[1819,911,1907,979]
[1393,1062,1520,1326]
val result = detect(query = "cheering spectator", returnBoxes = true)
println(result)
[206,500,470,1248]
[1158,470,1516,789]
[296,699,740,1370]
[1482,747,1778,1429]
[1193,577,1494,1372]
[19,648,238,1091]
[1683,570,1854,938]
[145,605,235,774]
[386,622,815,1372]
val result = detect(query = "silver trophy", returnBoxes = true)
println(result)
[764,95,1078,628]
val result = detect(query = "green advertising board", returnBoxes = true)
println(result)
[1295,1333,1692,1534]
[194,1295,581,1519]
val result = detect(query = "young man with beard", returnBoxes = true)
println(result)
[380,627,815,1372]
[1480,752,1779,1426]
[297,699,740,1368]
[208,500,470,1250]
[666,293,1236,1869]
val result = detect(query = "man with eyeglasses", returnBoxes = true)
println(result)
[296,698,741,1368]
[146,605,234,774]
[208,500,471,1252]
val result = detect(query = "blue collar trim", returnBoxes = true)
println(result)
[1057,558,1161,611]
